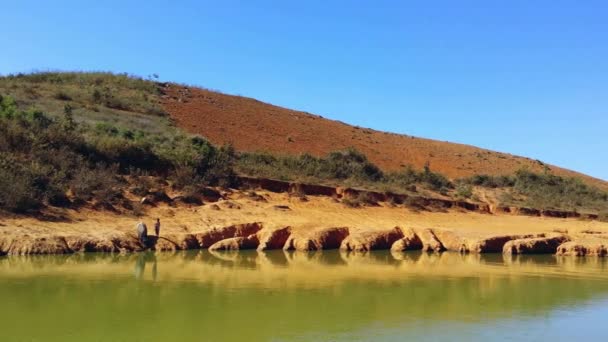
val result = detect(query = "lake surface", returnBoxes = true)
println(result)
[1,250,608,341]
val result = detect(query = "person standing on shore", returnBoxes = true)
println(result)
[154,218,161,237]
[137,221,148,245]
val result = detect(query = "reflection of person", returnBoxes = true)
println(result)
[134,253,146,280]
[152,259,158,282]
[134,253,158,281]
[154,218,161,237]
[137,222,148,245]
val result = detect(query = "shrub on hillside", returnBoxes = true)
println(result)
[237,148,383,184]
[0,95,235,213]
[462,169,608,212]
[385,164,452,191]
[455,183,473,199]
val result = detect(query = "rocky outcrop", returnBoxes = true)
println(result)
[431,230,468,253]
[195,223,263,248]
[556,240,608,257]
[415,228,445,252]
[432,230,538,253]
[390,228,423,252]
[208,235,260,251]
[66,236,123,253]
[503,234,570,255]
[0,236,72,255]
[153,234,199,251]
[283,227,350,251]
[340,227,404,252]
[466,234,537,253]
[256,226,292,251]
[110,236,145,252]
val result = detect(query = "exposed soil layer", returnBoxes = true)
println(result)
[3,224,606,257]
[161,84,607,189]
[2,187,607,256]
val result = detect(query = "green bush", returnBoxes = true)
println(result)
[385,164,452,192]
[463,174,515,188]
[237,148,383,184]
[455,183,473,199]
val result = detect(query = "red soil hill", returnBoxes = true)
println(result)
[161,84,607,189]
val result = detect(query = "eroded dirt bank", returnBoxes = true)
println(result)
[1,187,607,256]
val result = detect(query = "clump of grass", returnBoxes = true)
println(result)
[385,164,452,192]
[455,183,473,199]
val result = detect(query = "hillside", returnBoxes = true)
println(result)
[0,72,607,217]
[162,84,607,190]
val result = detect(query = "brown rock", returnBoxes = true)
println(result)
[414,228,445,252]
[154,234,199,251]
[466,234,537,253]
[432,230,539,253]
[195,223,263,248]
[390,227,423,252]
[209,235,260,251]
[283,227,349,251]
[503,234,569,255]
[432,230,467,252]
[340,227,404,252]
[556,240,608,257]
[0,236,72,255]
[110,235,145,253]
[153,238,179,251]
[256,226,292,251]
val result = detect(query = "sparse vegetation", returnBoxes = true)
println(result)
[455,183,473,199]
[461,170,608,212]
[0,89,234,213]
[1,71,607,216]
[237,148,383,184]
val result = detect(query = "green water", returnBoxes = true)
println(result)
[1,251,608,341]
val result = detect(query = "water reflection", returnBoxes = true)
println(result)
[133,253,157,281]
[1,251,608,341]
[1,250,608,285]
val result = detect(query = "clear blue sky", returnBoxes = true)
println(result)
[2,0,607,180]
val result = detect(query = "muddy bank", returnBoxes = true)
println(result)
[2,223,607,257]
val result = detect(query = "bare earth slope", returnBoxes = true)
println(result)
[161,84,607,189]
